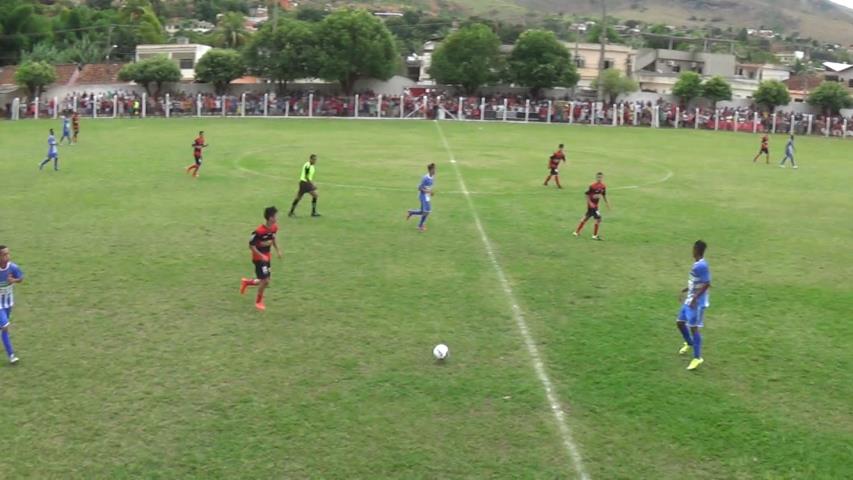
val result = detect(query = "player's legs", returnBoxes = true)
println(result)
[574,213,591,235]
[256,277,269,310]
[289,191,305,216]
[592,219,602,239]
[73,130,78,144]
[418,197,431,230]
[676,306,693,354]
[309,189,320,216]
[39,156,51,170]
[544,174,551,186]
[685,307,705,370]
[0,309,16,362]
[789,155,797,168]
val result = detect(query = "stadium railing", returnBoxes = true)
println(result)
[7,93,851,139]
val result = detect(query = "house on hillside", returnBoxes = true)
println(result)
[784,75,825,102]
[822,62,853,90]
[136,43,212,81]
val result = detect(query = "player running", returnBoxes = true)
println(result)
[72,112,80,144]
[573,172,610,240]
[38,128,60,171]
[59,115,72,145]
[779,135,797,169]
[543,143,567,188]
[752,135,769,164]
[676,240,712,371]
[185,131,208,178]
[0,245,23,364]
[288,154,320,217]
[406,163,436,232]
[240,206,282,311]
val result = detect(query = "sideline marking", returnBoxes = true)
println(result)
[434,121,590,480]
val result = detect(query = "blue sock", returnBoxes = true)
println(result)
[691,330,702,359]
[1,331,13,357]
[39,158,50,169]
[408,210,422,216]
[677,323,692,345]
[54,158,59,170]
[419,213,429,228]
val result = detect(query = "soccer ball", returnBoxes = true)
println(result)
[433,343,449,360]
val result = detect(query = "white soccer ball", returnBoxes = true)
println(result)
[433,343,449,360]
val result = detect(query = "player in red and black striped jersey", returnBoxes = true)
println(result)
[543,144,566,188]
[240,206,282,311]
[185,131,208,178]
[573,172,611,240]
[752,135,769,164]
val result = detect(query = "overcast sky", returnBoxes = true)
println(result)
[829,0,853,9]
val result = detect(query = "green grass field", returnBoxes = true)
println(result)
[1,118,851,479]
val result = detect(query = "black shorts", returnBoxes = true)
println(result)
[298,181,316,195]
[194,156,202,165]
[550,167,559,175]
[254,260,271,279]
[585,206,601,220]
[760,147,769,154]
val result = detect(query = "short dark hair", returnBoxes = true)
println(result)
[694,240,707,256]
[596,171,603,176]
[0,245,6,251]
[559,143,564,148]
[310,154,317,160]
[264,206,278,220]
[199,131,204,135]
[427,163,435,170]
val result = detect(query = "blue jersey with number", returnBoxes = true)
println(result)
[684,258,711,308]
[0,262,24,309]
[418,174,433,200]
[62,117,70,134]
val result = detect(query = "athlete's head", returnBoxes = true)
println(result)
[49,128,54,135]
[427,163,436,176]
[0,245,8,267]
[264,206,278,225]
[558,143,564,150]
[309,154,317,164]
[596,172,604,182]
[693,240,707,260]
[198,131,204,136]
[790,134,794,141]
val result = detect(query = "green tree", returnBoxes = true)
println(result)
[591,68,638,103]
[585,23,621,44]
[0,1,52,66]
[215,11,249,49]
[14,61,57,97]
[701,75,732,108]
[507,29,579,98]
[672,71,703,105]
[429,23,502,95]
[791,58,808,75]
[807,81,853,115]
[195,49,245,94]
[244,18,317,92]
[753,80,791,112]
[315,9,398,95]
[118,55,181,97]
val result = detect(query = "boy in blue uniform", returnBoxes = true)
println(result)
[406,163,435,232]
[676,240,712,371]
[59,115,72,145]
[39,128,60,171]
[0,245,23,364]
[779,135,797,169]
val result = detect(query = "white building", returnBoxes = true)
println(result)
[135,43,212,81]
[823,62,853,90]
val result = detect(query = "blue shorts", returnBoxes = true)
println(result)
[48,150,58,158]
[420,195,432,213]
[0,307,11,328]
[677,304,705,328]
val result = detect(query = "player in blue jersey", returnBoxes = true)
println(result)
[39,128,60,171]
[0,245,23,364]
[406,163,435,232]
[676,240,712,371]
[59,114,72,145]
[779,135,797,169]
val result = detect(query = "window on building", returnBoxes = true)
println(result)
[603,59,614,69]
[672,65,681,73]
[825,75,839,82]
[179,58,194,69]
[848,79,853,88]
[575,57,586,68]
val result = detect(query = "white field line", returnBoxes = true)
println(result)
[434,121,590,480]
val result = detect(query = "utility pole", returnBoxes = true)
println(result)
[271,0,278,32]
[596,0,607,102]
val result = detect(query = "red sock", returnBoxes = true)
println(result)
[256,292,263,303]
[555,176,562,188]
[576,220,586,233]
[594,223,600,235]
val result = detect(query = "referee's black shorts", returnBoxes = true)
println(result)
[298,181,316,195]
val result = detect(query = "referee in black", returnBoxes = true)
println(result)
[289,154,320,217]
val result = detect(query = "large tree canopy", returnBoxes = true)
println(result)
[428,23,502,95]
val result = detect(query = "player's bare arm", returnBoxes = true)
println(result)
[689,283,711,308]
[272,238,282,259]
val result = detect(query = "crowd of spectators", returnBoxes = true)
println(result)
[6,90,852,138]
